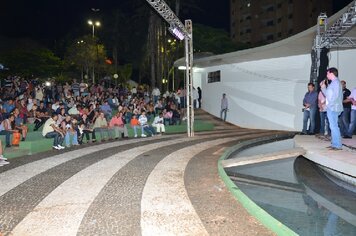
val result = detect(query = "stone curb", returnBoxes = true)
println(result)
[218,133,298,236]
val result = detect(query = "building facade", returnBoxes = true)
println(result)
[230,0,333,45]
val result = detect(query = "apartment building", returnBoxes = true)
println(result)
[230,0,333,45]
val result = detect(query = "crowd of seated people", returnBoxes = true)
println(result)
[0,76,187,151]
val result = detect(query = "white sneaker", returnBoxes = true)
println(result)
[0,160,9,165]
[57,145,65,149]
[0,155,7,161]
[134,134,137,138]
[141,134,147,137]
[53,146,60,150]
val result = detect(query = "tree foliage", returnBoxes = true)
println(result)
[64,35,108,80]
[193,24,249,54]
[65,35,106,69]
[0,38,62,77]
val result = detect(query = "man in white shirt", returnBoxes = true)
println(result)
[42,114,65,150]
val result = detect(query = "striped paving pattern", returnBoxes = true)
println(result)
[0,128,280,236]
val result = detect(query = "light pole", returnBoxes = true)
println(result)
[87,20,101,84]
[88,20,101,38]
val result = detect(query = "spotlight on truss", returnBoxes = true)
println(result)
[168,25,185,40]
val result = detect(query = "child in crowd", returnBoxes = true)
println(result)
[138,111,156,137]
[130,115,140,138]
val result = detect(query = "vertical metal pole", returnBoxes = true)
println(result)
[189,22,194,137]
[185,34,190,137]
[185,20,194,137]
[172,69,175,91]
[92,25,95,84]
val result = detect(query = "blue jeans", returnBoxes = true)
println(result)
[143,125,156,136]
[45,131,64,146]
[346,109,356,137]
[302,108,317,134]
[220,109,227,121]
[132,126,139,136]
[319,111,329,135]
[0,130,12,146]
[327,110,342,148]
[65,132,78,146]
[340,108,351,136]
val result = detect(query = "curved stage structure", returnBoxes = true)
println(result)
[175,2,356,132]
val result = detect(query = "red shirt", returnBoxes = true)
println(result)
[109,116,125,127]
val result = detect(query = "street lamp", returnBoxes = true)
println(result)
[88,20,101,37]
[87,20,101,84]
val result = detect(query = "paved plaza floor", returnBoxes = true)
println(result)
[0,116,283,236]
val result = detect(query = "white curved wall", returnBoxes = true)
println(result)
[197,49,356,131]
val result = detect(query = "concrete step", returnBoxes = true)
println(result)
[221,148,306,168]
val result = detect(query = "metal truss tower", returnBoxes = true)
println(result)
[185,20,194,137]
[145,0,194,137]
[311,0,356,85]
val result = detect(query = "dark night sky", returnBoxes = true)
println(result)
[0,0,353,45]
[0,0,229,43]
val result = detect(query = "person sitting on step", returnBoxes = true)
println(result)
[152,113,165,135]
[12,108,28,141]
[138,111,156,137]
[109,112,128,139]
[34,101,49,131]
[42,113,65,150]
[0,114,17,148]
[130,114,140,138]
[93,112,115,141]
[61,115,79,147]
[78,114,96,143]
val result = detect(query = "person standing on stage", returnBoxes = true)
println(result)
[320,68,343,150]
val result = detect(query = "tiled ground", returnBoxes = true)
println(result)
[0,125,282,236]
